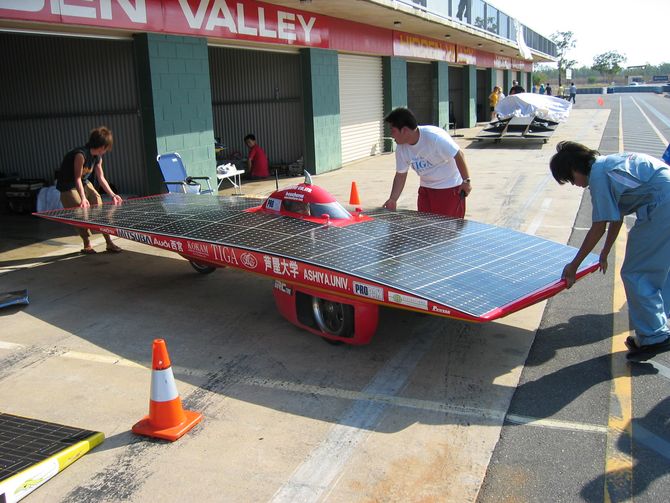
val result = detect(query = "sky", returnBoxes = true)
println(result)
[488,0,668,68]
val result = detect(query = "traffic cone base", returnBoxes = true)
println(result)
[132,409,202,442]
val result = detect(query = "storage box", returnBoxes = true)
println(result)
[6,179,45,213]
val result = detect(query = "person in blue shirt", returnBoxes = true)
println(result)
[550,141,670,361]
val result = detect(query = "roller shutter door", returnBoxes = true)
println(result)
[0,33,145,195]
[338,54,383,165]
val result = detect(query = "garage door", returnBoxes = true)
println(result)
[338,54,384,165]
[0,32,145,195]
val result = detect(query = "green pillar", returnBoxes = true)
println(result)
[433,61,450,129]
[300,48,341,175]
[504,70,513,95]
[463,65,477,128]
[134,33,215,195]
[486,67,497,89]
[382,57,407,152]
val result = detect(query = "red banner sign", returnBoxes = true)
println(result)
[493,55,511,70]
[0,0,329,47]
[456,45,476,65]
[392,31,455,62]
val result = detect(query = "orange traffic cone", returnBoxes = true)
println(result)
[132,339,202,441]
[349,181,361,206]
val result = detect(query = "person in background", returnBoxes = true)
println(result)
[532,83,537,93]
[550,141,670,362]
[569,82,577,103]
[546,83,553,96]
[244,133,269,179]
[383,107,471,218]
[539,83,546,95]
[56,126,122,254]
[509,80,526,95]
[488,86,501,121]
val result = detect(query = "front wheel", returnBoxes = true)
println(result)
[189,261,216,274]
[311,296,354,338]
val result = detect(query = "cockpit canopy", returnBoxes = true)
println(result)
[252,173,370,226]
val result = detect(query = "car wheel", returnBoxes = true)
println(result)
[311,296,354,338]
[189,261,216,274]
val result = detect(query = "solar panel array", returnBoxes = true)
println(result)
[41,194,596,317]
[0,412,99,481]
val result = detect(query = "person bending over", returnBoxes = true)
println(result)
[383,107,471,218]
[550,141,670,361]
[56,126,122,254]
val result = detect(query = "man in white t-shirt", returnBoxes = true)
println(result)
[382,107,472,217]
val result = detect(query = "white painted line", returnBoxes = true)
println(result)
[270,332,435,503]
[634,424,670,462]
[631,97,668,145]
[647,360,670,380]
[506,414,607,434]
[637,96,670,130]
[0,341,25,350]
[62,350,145,369]
[525,198,552,236]
[0,340,623,437]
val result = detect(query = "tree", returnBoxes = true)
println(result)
[533,72,549,87]
[592,51,627,83]
[550,31,577,87]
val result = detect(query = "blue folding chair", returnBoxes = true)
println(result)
[157,152,214,195]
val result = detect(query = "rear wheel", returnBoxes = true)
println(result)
[311,296,354,338]
[189,261,216,274]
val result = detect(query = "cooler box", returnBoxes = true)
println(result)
[6,179,45,214]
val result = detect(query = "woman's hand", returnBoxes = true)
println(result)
[79,198,91,209]
[111,194,123,205]
[561,262,578,289]
[599,253,609,274]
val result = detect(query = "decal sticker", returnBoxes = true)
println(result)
[264,256,299,278]
[240,252,258,269]
[388,292,428,310]
[212,245,239,265]
[353,281,384,301]
[274,280,292,294]
[187,241,209,257]
[116,229,152,245]
[431,305,451,315]
[152,237,184,252]
[303,269,348,289]
[265,197,282,211]
[284,191,305,201]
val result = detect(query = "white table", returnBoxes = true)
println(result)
[216,166,245,194]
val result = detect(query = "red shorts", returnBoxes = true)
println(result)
[417,186,465,218]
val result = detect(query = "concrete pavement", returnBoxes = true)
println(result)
[0,108,609,502]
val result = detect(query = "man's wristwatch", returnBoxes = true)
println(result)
[462,178,471,183]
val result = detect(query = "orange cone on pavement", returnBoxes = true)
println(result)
[132,339,202,441]
[349,181,361,206]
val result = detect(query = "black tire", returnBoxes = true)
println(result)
[189,261,216,274]
[311,296,354,338]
